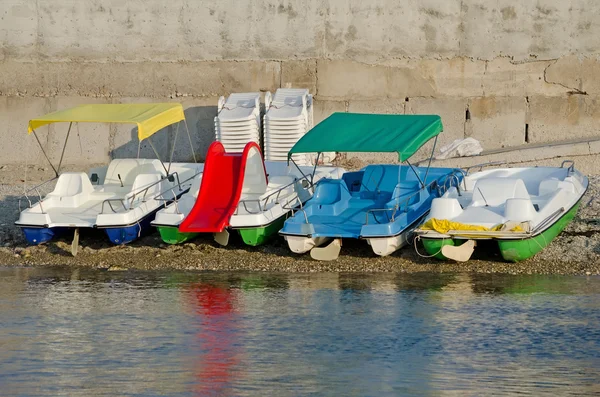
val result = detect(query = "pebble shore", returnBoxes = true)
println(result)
[1,167,599,275]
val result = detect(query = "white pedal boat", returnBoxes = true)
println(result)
[414,161,588,262]
[16,103,202,246]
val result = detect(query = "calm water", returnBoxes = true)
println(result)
[0,268,599,396]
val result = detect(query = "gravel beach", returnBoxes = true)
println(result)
[1,165,599,275]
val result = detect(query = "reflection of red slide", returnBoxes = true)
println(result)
[179,141,265,233]
[190,284,238,396]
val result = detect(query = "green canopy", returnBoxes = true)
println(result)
[289,113,443,162]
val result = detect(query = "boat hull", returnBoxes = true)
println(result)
[236,216,287,247]
[284,235,330,254]
[102,210,158,245]
[21,227,68,245]
[421,202,580,262]
[156,225,199,245]
[366,231,411,257]
[498,201,579,262]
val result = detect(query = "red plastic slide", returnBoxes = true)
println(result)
[179,141,266,233]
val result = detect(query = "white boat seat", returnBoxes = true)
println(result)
[265,175,295,193]
[471,178,529,207]
[46,172,95,208]
[241,147,268,195]
[539,178,575,196]
[104,159,164,186]
[48,172,95,197]
[189,175,203,199]
[125,172,163,208]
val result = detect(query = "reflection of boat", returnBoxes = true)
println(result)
[279,113,461,260]
[189,283,238,396]
[414,162,588,262]
[15,104,202,246]
[152,141,344,246]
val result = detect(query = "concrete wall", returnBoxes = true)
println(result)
[1,0,600,166]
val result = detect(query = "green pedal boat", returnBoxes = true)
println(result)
[413,161,588,262]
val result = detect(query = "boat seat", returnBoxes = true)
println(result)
[471,178,529,207]
[125,172,163,208]
[46,172,95,208]
[104,159,164,187]
[265,175,295,193]
[189,174,203,199]
[538,178,575,196]
[386,181,422,208]
[260,175,296,204]
[241,147,267,195]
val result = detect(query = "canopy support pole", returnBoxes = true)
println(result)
[57,122,73,175]
[183,119,198,163]
[147,138,169,175]
[310,152,321,184]
[289,157,312,186]
[422,135,438,186]
[406,160,425,189]
[32,129,59,177]
[167,121,181,175]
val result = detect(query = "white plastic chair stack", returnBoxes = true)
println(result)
[263,89,314,166]
[215,93,261,152]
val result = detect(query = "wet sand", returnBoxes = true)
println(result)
[1,167,599,275]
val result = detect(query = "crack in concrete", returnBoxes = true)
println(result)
[543,59,588,95]
[314,60,319,97]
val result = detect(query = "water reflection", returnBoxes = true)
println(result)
[187,282,239,396]
[0,268,599,396]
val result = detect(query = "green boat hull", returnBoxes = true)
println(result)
[499,202,580,262]
[421,202,580,262]
[156,226,199,245]
[236,215,287,247]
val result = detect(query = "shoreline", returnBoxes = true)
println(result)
[0,230,599,275]
[1,169,600,275]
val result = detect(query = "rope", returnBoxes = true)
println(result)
[413,235,446,258]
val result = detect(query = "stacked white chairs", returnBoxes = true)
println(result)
[263,89,314,166]
[214,93,261,152]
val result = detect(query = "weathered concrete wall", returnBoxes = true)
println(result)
[1,0,600,166]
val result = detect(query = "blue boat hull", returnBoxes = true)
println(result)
[102,207,161,245]
[22,227,68,245]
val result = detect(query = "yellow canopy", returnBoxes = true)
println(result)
[28,103,186,141]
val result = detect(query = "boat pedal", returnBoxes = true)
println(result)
[71,228,80,257]
[441,239,475,262]
[310,239,342,261]
[214,230,230,246]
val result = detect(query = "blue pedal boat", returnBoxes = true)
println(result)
[279,113,462,260]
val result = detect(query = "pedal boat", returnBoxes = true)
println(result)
[278,113,462,260]
[413,161,588,262]
[15,103,202,247]
[151,141,344,246]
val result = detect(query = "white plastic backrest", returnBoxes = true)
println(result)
[190,174,203,198]
[538,178,576,197]
[49,172,94,197]
[505,198,537,222]
[429,197,463,219]
[104,159,164,186]
[241,146,267,195]
[127,172,163,207]
[471,178,529,207]
[266,175,295,192]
